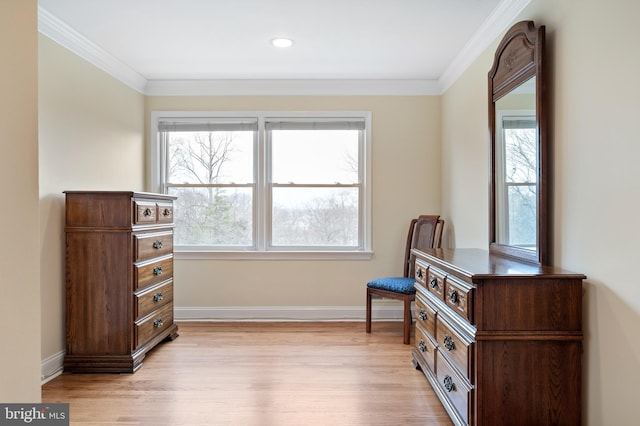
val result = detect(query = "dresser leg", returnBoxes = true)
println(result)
[165,325,179,341]
[412,357,422,370]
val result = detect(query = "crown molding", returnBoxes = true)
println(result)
[144,79,440,96]
[37,5,147,93]
[438,0,532,93]
[38,1,530,96]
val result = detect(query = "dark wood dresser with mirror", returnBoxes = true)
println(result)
[64,191,179,373]
[411,248,584,425]
[410,21,585,425]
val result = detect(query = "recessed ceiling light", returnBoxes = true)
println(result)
[271,38,294,48]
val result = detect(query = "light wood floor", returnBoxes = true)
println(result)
[42,322,453,426]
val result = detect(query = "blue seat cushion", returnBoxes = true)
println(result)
[367,277,416,295]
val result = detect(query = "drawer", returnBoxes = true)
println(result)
[135,280,173,319]
[436,314,474,380]
[156,202,174,224]
[135,255,173,290]
[436,351,473,425]
[136,303,174,348]
[445,275,474,323]
[414,259,428,287]
[415,323,437,374]
[427,266,446,300]
[135,231,173,261]
[415,294,437,338]
[134,201,157,224]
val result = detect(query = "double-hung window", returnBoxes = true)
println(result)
[152,112,371,259]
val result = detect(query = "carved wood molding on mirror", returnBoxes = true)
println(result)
[488,21,548,265]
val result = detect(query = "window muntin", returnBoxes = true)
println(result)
[153,112,371,256]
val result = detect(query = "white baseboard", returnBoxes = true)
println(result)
[41,350,64,384]
[41,302,409,384]
[175,303,409,322]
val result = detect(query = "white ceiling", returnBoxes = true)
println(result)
[37,0,530,95]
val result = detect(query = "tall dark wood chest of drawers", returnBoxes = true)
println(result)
[64,191,179,373]
[411,248,584,426]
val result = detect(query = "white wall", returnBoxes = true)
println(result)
[146,96,442,315]
[38,35,146,371]
[441,0,640,424]
[0,0,41,402]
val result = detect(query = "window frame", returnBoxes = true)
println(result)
[150,111,373,260]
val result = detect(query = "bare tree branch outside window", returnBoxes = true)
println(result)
[503,126,537,246]
[159,117,366,250]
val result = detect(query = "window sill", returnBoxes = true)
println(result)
[174,250,374,261]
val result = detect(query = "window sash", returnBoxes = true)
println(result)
[264,122,364,250]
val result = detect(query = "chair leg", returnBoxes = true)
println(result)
[365,289,372,334]
[403,296,412,345]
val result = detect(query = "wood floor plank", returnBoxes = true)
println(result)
[42,322,453,426]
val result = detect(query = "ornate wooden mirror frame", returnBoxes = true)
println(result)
[488,20,548,265]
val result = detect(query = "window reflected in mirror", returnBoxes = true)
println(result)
[494,76,537,251]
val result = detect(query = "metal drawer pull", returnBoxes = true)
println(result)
[418,340,427,353]
[443,375,456,392]
[162,208,171,216]
[449,290,459,303]
[419,309,427,321]
[443,335,456,351]
[143,208,153,217]
[416,269,423,278]
[430,278,438,288]
[153,292,164,302]
[153,240,163,249]
[153,318,163,328]
[153,266,163,275]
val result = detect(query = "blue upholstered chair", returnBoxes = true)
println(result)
[366,215,443,344]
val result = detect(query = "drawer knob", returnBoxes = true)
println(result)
[443,335,456,351]
[153,266,163,275]
[143,207,153,217]
[153,240,163,249]
[419,309,427,321]
[418,340,427,353]
[430,278,438,288]
[416,269,423,278]
[153,292,164,302]
[443,375,456,392]
[162,208,171,217]
[153,318,164,328]
[449,290,459,304]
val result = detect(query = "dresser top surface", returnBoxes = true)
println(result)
[412,248,585,280]
[64,190,177,201]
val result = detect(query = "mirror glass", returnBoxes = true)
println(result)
[494,76,536,251]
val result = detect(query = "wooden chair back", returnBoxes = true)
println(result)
[403,215,444,278]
